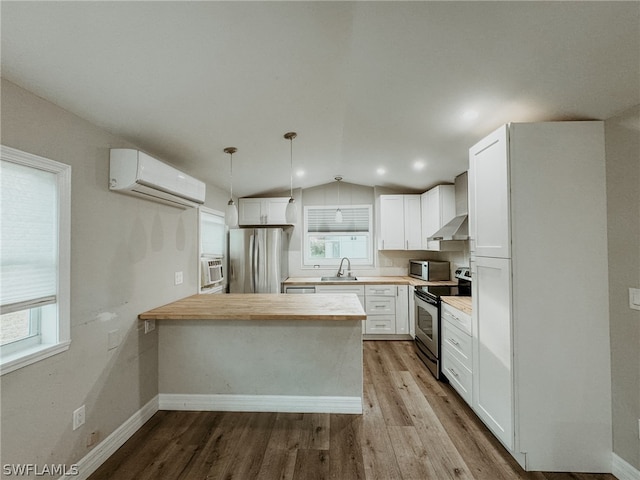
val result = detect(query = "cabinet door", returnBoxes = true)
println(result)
[403,195,422,250]
[395,285,409,335]
[472,256,513,449]
[265,198,289,224]
[238,198,264,225]
[469,125,510,258]
[379,195,405,250]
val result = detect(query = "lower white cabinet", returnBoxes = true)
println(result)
[441,302,473,405]
[472,256,513,450]
[311,282,411,338]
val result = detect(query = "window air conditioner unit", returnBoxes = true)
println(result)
[109,149,205,208]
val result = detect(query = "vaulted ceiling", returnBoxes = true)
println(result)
[2,1,639,197]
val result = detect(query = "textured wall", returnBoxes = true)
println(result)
[605,105,640,470]
[0,78,226,474]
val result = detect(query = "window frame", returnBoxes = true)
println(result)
[0,145,71,375]
[303,204,373,268]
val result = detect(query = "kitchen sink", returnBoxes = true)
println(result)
[320,276,358,281]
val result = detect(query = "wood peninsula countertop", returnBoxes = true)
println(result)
[441,296,472,315]
[139,293,366,321]
[283,276,458,287]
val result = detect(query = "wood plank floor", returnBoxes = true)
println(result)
[89,341,615,480]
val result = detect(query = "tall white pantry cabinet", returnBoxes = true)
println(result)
[468,122,612,472]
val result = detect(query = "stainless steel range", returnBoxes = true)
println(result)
[414,267,471,380]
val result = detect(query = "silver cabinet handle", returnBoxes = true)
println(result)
[448,367,459,378]
[448,338,460,346]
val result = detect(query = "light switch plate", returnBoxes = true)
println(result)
[175,271,183,285]
[629,288,640,311]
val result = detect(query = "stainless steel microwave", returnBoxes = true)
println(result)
[409,260,450,281]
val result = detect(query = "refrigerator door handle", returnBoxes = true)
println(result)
[250,233,257,293]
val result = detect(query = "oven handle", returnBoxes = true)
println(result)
[414,292,438,308]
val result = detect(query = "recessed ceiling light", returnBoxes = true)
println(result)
[413,160,425,171]
[462,109,479,121]
[377,167,386,175]
[296,169,305,178]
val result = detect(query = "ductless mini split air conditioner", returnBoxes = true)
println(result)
[109,149,206,208]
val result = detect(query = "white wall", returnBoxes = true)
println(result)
[0,78,228,474]
[605,105,640,470]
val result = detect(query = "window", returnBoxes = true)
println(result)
[303,205,373,266]
[0,146,71,375]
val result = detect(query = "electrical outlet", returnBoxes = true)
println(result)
[107,329,121,350]
[73,405,85,430]
[86,431,99,447]
[144,319,155,334]
[175,271,183,285]
[629,288,640,311]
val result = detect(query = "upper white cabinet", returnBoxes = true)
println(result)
[379,194,421,250]
[238,197,291,226]
[469,126,510,258]
[420,185,461,251]
[469,122,612,472]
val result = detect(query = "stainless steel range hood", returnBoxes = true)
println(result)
[428,171,469,241]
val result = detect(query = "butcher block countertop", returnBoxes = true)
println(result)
[139,293,366,321]
[283,276,458,287]
[441,296,472,315]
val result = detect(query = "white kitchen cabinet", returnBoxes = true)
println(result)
[364,284,396,335]
[238,197,290,226]
[395,285,409,335]
[468,126,510,258]
[471,256,513,448]
[442,302,473,406]
[420,185,462,251]
[378,194,421,250]
[469,122,612,472]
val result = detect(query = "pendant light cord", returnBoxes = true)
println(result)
[289,137,293,198]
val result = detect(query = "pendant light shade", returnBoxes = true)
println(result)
[224,147,238,227]
[284,132,297,225]
[334,176,343,223]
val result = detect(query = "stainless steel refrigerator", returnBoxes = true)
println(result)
[228,228,289,293]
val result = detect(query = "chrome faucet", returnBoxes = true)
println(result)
[336,257,351,277]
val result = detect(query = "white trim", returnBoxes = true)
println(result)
[0,340,70,376]
[58,396,159,480]
[158,393,363,414]
[613,454,640,480]
[0,145,71,374]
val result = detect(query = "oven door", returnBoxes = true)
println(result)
[414,293,440,377]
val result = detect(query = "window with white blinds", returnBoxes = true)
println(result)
[303,205,373,266]
[0,146,71,375]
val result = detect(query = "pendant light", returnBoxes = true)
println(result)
[224,147,238,227]
[334,176,343,223]
[284,131,297,224]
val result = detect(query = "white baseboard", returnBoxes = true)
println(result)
[59,396,159,480]
[613,453,640,480]
[158,393,363,414]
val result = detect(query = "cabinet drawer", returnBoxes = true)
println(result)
[365,285,396,296]
[441,302,472,335]
[442,321,472,370]
[365,296,396,315]
[315,285,365,295]
[442,349,472,405]
[365,315,395,334]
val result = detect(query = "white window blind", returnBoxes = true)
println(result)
[306,206,370,233]
[0,161,58,313]
[304,205,373,266]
